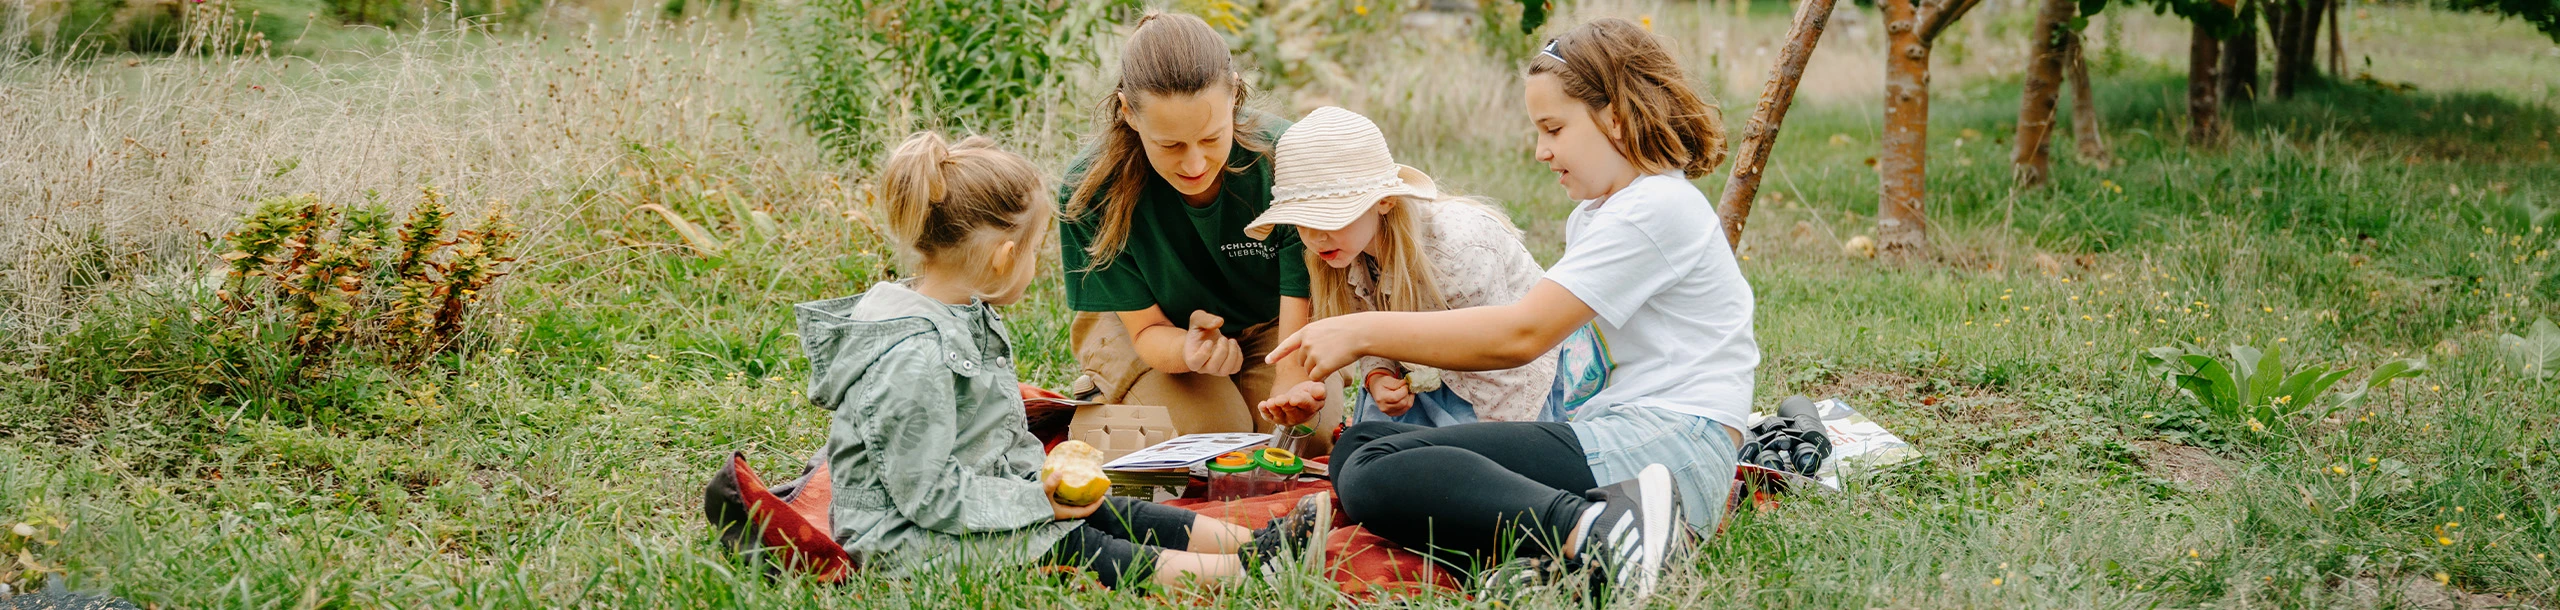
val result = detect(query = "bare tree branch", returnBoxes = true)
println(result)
[1720,0,1839,249]
[1917,0,1985,45]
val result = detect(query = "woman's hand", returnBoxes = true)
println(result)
[1266,314,1373,383]
[1367,371,1414,417]
[1043,472,1102,521]
[1255,380,1326,426]
[1183,310,1244,376]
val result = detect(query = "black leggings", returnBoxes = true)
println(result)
[1038,496,1198,589]
[1329,421,1599,569]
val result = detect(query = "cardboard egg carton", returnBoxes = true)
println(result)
[1066,403,1178,462]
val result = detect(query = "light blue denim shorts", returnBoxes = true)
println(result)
[1569,403,1740,535]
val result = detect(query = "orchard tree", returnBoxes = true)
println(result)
[2015,0,2114,185]
[2442,0,2560,43]
[2011,0,2080,188]
[1874,0,1988,257]
[2148,0,2249,144]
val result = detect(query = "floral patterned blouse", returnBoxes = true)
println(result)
[1343,198,1559,422]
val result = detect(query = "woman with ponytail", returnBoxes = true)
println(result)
[1059,12,1332,448]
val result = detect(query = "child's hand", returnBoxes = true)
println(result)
[1043,472,1103,521]
[1368,372,1415,417]
[1267,315,1371,382]
[1256,380,1326,426]
[1183,310,1244,376]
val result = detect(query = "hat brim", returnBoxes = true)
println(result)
[1245,165,1440,241]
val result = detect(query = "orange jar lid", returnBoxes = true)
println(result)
[1207,451,1256,473]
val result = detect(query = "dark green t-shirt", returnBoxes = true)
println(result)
[1058,114,1309,337]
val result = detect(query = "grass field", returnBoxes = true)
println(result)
[2,0,2557,607]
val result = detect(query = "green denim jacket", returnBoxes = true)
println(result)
[799,280,1073,572]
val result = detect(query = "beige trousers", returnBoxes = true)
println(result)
[1069,311,1339,456]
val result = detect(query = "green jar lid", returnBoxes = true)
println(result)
[1207,451,1256,474]
[1252,448,1304,476]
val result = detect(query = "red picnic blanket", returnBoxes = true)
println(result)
[702,383,1462,597]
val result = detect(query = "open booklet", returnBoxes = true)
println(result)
[1101,432,1271,471]
[1100,431,1328,477]
[1740,398,1918,492]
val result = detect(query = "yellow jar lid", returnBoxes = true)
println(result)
[1252,448,1303,475]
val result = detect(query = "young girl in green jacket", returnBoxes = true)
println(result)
[804,132,1321,589]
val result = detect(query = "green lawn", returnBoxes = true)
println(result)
[3,2,2557,608]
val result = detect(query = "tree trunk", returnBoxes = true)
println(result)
[2327,0,2345,76]
[2065,32,2111,166]
[1878,0,1933,256]
[2220,15,2260,106]
[1720,0,1840,249]
[2270,0,2326,98]
[2188,20,2222,146]
[2012,0,2076,189]
[2303,0,2330,78]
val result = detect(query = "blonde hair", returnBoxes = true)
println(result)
[1066,11,1272,270]
[879,132,1049,276]
[1527,18,1727,179]
[1306,196,1514,321]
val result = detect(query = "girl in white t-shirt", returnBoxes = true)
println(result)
[1259,18,1754,604]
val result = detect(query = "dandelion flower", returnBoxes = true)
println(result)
[2435,572,2449,585]
[2439,536,2454,546]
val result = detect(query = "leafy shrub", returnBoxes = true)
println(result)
[2139,342,2428,434]
[48,189,519,426]
[1474,0,1553,63]
[776,0,1136,162]
[17,0,324,56]
[1189,0,1408,93]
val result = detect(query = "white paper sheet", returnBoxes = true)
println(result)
[1100,432,1274,472]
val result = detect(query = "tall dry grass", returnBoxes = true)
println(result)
[0,16,839,349]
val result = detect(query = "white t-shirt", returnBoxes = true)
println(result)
[1542,173,1759,435]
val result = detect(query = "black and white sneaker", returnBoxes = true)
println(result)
[1244,491,1333,576]
[1572,463,1682,607]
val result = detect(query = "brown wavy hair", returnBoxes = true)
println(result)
[1527,18,1727,179]
[1066,12,1271,269]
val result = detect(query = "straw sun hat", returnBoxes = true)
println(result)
[1244,106,1439,241]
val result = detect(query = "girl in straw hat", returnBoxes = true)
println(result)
[1259,18,1748,605]
[1244,106,1591,428]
